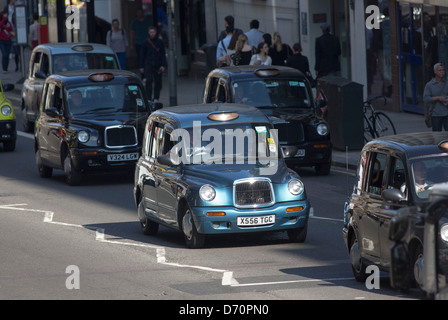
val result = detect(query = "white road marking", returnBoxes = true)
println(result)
[0,203,347,288]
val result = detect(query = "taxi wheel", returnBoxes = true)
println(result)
[64,154,81,186]
[139,200,159,235]
[349,235,367,282]
[287,223,307,243]
[411,243,424,290]
[36,149,53,178]
[181,206,205,249]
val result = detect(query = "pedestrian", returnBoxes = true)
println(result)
[269,32,292,66]
[0,10,14,73]
[29,12,40,49]
[219,30,239,66]
[262,33,272,47]
[245,19,264,48]
[231,34,253,66]
[107,19,129,70]
[286,42,313,84]
[217,15,243,42]
[130,8,151,76]
[139,26,167,102]
[250,42,272,66]
[423,62,448,131]
[216,25,234,67]
[314,23,341,78]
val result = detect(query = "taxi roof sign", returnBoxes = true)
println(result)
[88,73,115,82]
[207,112,239,121]
[439,140,448,152]
[254,68,280,77]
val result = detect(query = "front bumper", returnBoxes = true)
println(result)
[0,120,16,142]
[71,147,141,173]
[191,200,310,235]
[282,141,332,167]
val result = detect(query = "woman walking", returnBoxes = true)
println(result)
[107,19,129,69]
[0,11,15,73]
[250,42,272,66]
[269,32,292,66]
[232,34,253,66]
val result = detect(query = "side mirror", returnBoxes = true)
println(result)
[315,99,327,109]
[157,154,175,166]
[45,107,61,117]
[35,70,47,79]
[382,188,406,203]
[3,83,14,91]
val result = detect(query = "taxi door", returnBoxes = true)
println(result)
[358,152,388,264]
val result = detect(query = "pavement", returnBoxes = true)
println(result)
[2,46,430,171]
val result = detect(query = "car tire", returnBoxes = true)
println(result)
[22,105,33,133]
[3,139,16,152]
[36,149,53,178]
[64,153,81,186]
[181,206,205,249]
[349,234,367,282]
[139,200,159,235]
[315,162,331,175]
[411,243,424,290]
[287,222,307,243]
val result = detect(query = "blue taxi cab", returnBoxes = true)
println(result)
[134,103,310,248]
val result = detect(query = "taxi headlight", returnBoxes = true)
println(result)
[199,184,216,201]
[1,105,12,116]
[441,223,448,243]
[316,123,328,136]
[288,179,304,195]
[77,130,90,143]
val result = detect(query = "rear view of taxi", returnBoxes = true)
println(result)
[134,103,310,248]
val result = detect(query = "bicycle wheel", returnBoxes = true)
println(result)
[373,112,396,137]
[364,114,375,142]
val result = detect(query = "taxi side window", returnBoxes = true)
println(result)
[143,120,153,158]
[367,152,387,195]
[31,52,42,77]
[44,83,55,111]
[41,53,50,76]
[387,157,406,191]
[150,123,164,159]
[216,83,227,102]
[205,77,219,103]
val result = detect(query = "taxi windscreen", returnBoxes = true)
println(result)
[67,84,147,115]
[53,53,118,73]
[232,79,312,109]
[410,156,448,199]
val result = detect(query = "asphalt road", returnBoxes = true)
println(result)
[0,92,421,304]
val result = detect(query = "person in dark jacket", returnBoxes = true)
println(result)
[286,42,312,81]
[139,26,167,102]
[314,23,341,78]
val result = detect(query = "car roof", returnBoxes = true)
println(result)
[209,65,307,80]
[46,70,142,86]
[365,132,448,159]
[34,42,115,55]
[152,103,271,129]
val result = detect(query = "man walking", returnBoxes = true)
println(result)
[139,26,167,102]
[423,63,448,131]
[245,19,264,47]
[314,23,341,78]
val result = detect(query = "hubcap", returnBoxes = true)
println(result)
[414,253,424,289]
[64,156,71,176]
[182,210,193,240]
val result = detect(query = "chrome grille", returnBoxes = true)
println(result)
[105,125,137,148]
[234,178,274,207]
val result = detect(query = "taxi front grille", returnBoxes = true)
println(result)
[234,178,274,207]
[105,125,137,148]
[274,122,304,143]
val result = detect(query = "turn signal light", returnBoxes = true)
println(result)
[206,212,226,217]
[286,206,304,213]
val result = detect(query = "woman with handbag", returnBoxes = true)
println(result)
[0,11,14,73]
[423,63,448,131]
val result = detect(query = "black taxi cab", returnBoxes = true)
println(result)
[134,103,310,248]
[204,66,332,175]
[34,70,150,185]
[0,81,16,151]
[343,132,448,289]
[22,43,120,132]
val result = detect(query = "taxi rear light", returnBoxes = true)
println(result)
[286,206,304,213]
[207,112,239,121]
[254,68,280,77]
[206,212,226,217]
[88,73,114,82]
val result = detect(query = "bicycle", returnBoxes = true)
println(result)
[363,96,396,142]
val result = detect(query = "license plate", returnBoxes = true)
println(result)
[237,215,275,226]
[107,153,139,162]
